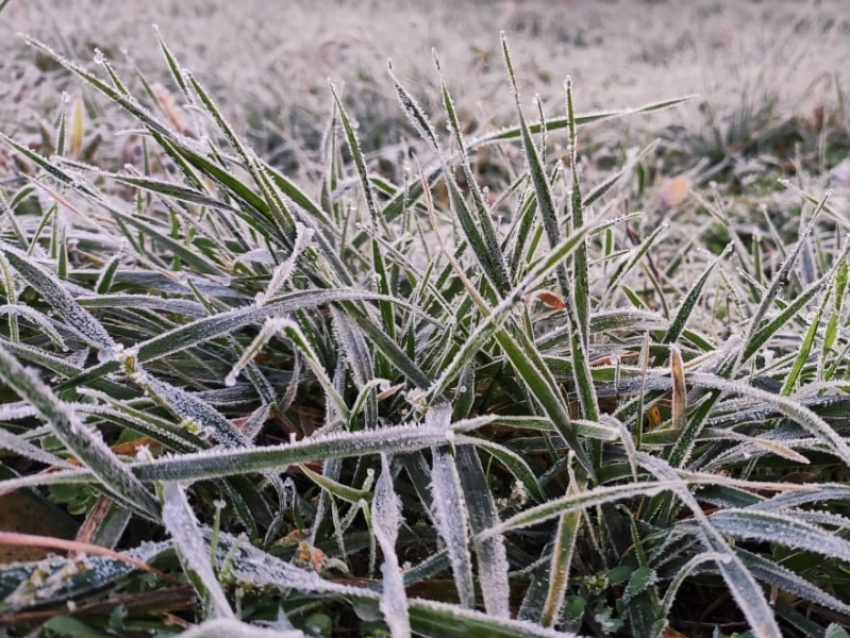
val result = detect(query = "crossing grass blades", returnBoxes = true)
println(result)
[0,27,849,638]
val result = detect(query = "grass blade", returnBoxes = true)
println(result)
[0,345,159,519]
[161,482,233,619]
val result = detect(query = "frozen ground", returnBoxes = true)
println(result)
[1,0,848,160]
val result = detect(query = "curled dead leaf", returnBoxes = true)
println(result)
[152,83,194,137]
[659,176,690,209]
[0,483,77,563]
[670,345,686,431]
[377,382,405,401]
[645,404,663,429]
[525,289,566,312]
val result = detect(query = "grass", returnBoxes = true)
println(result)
[0,6,850,637]
[4,1,850,168]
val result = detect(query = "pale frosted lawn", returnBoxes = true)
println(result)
[2,0,848,153]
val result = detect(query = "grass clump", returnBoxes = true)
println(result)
[0,27,849,638]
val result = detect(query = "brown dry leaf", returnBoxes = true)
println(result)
[781,472,817,484]
[0,490,77,563]
[61,437,159,467]
[377,382,405,401]
[278,528,309,548]
[161,612,194,630]
[0,587,196,629]
[525,289,567,311]
[670,344,686,431]
[645,405,663,429]
[74,495,113,545]
[659,176,691,209]
[152,83,189,136]
[0,531,179,583]
[68,97,86,159]
[295,539,328,571]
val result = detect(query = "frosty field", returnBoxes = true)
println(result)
[0,1,850,637]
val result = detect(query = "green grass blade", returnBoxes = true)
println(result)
[428,414,475,610]
[133,427,476,482]
[540,458,584,627]
[372,454,412,637]
[736,548,850,618]
[640,454,782,638]
[483,481,677,537]
[408,599,574,638]
[711,509,850,562]
[0,345,159,519]
[57,289,402,390]
[390,66,511,296]
[741,278,825,362]
[161,482,233,619]
[663,244,732,346]
[565,77,590,341]
[434,53,511,296]
[153,25,190,96]
[741,194,827,358]
[470,94,697,147]
[1,244,115,351]
[25,38,173,138]
[454,445,511,617]
[330,84,396,344]
[780,288,828,395]
[501,33,570,301]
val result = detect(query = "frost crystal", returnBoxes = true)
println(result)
[429,448,475,609]
[97,343,125,363]
[373,455,411,638]
[162,482,234,619]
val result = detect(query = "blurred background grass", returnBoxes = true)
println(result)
[2,0,848,169]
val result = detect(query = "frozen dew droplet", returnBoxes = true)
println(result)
[183,419,200,434]
[224,373,237,388]
[93,49,105,65]
[96,343,124,363]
